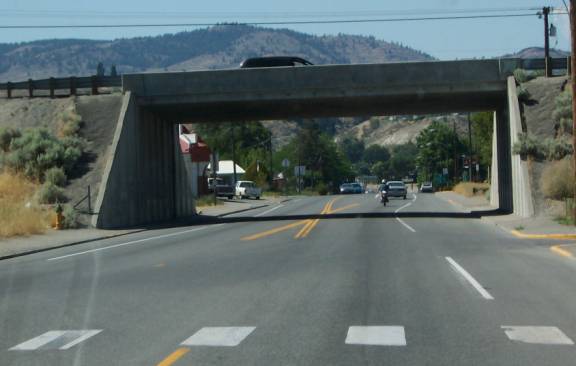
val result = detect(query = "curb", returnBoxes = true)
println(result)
[217,204,270,217]
[510,230,576,240]
[550,244,575,258]
[0,229,147,261]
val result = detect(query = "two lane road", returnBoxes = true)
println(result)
[1,192,575,365]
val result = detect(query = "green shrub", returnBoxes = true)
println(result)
[0,126,21,152]
[61,204,80,229]
[316,182,329,195]
[552,89,573,135]
[544,137,574,160]
[4,128,85,180]
[541,158,575,200]
[513,69,541,84]
[512,133,546,160]
[516,85,531,103]
[36,182,66,204]
[44,167,67,186]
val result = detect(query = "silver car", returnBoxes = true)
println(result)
[386,181,407,199]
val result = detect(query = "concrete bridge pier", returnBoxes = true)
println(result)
[92,92,196,229]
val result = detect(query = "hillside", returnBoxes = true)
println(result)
[0,25,433,82]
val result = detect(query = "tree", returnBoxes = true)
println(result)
[110,65,118,77]
[416,121,465,182]
[96,62,105,76]
[340,137,365,163]
[388,142,418,179]
[363,144,390,165]
[470,112,493,179]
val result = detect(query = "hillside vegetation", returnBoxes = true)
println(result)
[0,25,433,82]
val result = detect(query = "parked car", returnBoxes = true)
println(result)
[235,180,262,199]
[339,182,363,194]
[386,181,408,199]
[420,181,434,193]
[240,56,314,68]
[207,177,235,199]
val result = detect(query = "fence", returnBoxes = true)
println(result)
[0,75,121,98]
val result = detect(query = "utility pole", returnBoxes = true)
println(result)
[570,0,576,224]
[468,113,473,182]
[231,124,237,187]
[453,118,458,182]
[268,133,273,187]
[544,6,552,77]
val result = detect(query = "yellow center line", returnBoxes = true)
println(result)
[156,347,190,366]
[241,219,309,241]
[294,219,315,239]
[550,244,576,258]
[327,203,360,214]
[511,230,576,240]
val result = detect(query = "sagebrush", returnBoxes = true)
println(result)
[540,158,575,200]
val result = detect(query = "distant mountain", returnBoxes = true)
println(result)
[502,47,570,58]
[0,25,434,82]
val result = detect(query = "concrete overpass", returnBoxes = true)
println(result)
[93,59,531,229]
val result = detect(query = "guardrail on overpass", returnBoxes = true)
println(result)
[0,57,571,99]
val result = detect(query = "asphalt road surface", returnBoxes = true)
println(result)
[1,191,576,366]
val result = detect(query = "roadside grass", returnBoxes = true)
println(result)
[452,182,490,198]
[514,225,525,231]
[0,171,51,238]
[554,216,576,226]
[195,194,224,209]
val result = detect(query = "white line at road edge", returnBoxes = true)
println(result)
[47,225,222,261]
[394,193,417,232]
[445,256,494,300]
[255,204,284,217]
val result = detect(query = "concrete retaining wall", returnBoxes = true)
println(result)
[507,77,535,217]
[92,92,196,229]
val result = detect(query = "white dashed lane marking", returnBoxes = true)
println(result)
[9,330,102,351]
[181,327,256,347]
[446,256,494,300]
[502,326,575,345]
[345,326,406,346]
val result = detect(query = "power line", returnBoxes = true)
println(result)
[0,12,561,29]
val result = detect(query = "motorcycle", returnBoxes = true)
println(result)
[380,190,389,206]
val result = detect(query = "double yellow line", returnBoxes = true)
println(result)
[242,197,357,241]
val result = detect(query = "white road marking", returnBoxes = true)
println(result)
[255,204,284,217]
[9,330,102,350]
[393,194,416,232]
[181,327,256,347]
[48,225,223,261]
[395,218,416,232]
[502,326,574,345]
[345,326,406,346]
[445,257,494,300]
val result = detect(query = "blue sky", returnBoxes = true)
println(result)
[0,0,570,59]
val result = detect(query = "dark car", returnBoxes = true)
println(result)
[240,56,314,68]
[386,181,408,199]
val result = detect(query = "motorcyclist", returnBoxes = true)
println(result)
[379,179,389,205]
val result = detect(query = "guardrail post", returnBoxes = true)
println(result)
[49,77,55,98]
[90,76,99,95]
[27,78,33,98]
[70,76,76,96]
[6,82,12,98]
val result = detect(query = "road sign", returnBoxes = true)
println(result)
[294,165,306,176]
[282,158,290,168]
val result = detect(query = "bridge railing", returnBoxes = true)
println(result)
[0,75,121,98]
[0,57,571,99]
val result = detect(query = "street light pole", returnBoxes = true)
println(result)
[468,113,473,182]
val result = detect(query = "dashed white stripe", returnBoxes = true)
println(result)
[502,326,574,345]
[10,330,102,350]
[345,326,406,346]
[255,204,284,217]
[446,257,494,300]
[48,225,222,261]
[181,327,256,347]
